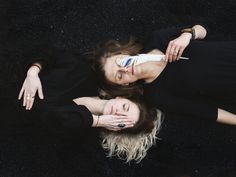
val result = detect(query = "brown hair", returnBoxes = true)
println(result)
[119,96,157,134]
[88,37,144,98]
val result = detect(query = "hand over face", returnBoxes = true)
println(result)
[100,97,140,131]
[98,114,135,131]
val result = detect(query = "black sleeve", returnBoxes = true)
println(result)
[143,24,209,53]
[39,100,94,135]
[23,43,57,74]
[151,93,218,122]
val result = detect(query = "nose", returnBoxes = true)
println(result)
[112,107,117,115]
[119,66,132,74]
[126,66,132,73]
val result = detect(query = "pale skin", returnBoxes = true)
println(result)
[18,62,44,110]
[73,97,140,131]
[18,25,205,110]
[18,62,140,131]
[103,24,236,126]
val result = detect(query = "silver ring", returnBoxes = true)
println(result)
[117,123,126,128]
[173,50,178,55]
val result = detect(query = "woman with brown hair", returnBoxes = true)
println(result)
[92,24,236,125]
[15,47,162,163]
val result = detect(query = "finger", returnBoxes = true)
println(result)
[165,42,173,62]
[38,86,44,99]
[114,120,135,125]
[122,122,135,127]
[115,111,127,116]
[18,87,24,100]
[169,46,175,63]
[29,95,35,110]
[124,124,135,128]
[23,92,27,107]
[106,127,119,131]
[173,46,180,62]
[177,47,185,60]
[26,95,31,110]
[114,122,134,129]
[113,115,129,119]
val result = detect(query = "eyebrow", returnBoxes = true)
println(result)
[127,104,130,111]
[114,70,118,81]
[114,59,122,81]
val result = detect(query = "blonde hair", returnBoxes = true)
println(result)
[100,109,163,163]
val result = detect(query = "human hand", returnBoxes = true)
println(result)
[165,33,192,62]
[18,66,44,110]
[98,114,135,131]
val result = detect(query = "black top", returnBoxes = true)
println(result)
[39,50,98,131]
[14,49,99,135]
[143,26,236,122]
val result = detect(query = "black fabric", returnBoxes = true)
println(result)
[13,49,99,135]
[1,1,236,177]
[143,26,236,122]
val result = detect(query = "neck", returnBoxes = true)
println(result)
[136,61,167,83]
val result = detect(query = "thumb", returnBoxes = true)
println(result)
[38,87,44,99]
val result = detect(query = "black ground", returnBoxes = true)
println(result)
[0,0,236,177]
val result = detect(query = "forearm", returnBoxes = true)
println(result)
[180,24,207,41]
[192,24,207,40]
[73,97,107,115]
[216,108,236,125]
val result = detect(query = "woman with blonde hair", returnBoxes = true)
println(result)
[15,47,162,163]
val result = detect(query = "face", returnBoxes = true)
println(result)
[103,54,139,85]
[103,97,140,123]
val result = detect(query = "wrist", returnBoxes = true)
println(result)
[92,115,102,127]
[180,32,192,40]
[181,28,196,40]
[27,66,40,76]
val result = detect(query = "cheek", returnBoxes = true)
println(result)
[132,111,140,123]
[123,74,136,84]
[103,103,111,115]
[105,71,113,82]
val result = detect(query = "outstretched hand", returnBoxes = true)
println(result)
[18,66,44,110]
[165,33,192,62]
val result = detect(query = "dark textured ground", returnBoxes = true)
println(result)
[0,0,236,177]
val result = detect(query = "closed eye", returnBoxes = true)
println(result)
[123,103,130,112]
[116,71,123,81]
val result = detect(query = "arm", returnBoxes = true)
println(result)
[38,100,94,136]
[165,24,207,62]
[144,24,208,62]
[148,92,218,122]
[153,93,236,125]
[19,47,65,110]
[217,108,236,125]
[73,97,135,131]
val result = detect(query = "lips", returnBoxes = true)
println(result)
[109,105,113,114]
[131,62,135,75]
